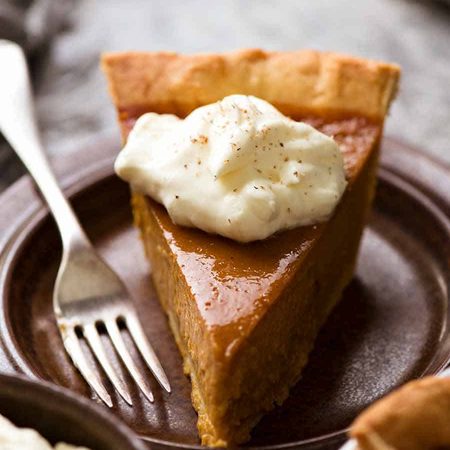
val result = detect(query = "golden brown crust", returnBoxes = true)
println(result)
[101,48,400,121]
[350,376,450,450]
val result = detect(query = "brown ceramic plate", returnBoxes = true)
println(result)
[0,137,449,450]
[0,373,146,450]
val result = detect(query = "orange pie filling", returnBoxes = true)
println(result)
[122,114,381,446]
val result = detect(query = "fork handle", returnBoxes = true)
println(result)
[0,40,90,251]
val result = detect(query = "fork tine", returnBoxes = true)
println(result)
[83,324,133,406]
[126,313,171,393]
[105,319,154,403]
[60,326,113,407]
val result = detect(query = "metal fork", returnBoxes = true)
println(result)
[338,367,450,450]
[0,40,170,407]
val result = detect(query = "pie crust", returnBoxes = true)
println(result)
[102,49,399,121]
[351,376,450,450]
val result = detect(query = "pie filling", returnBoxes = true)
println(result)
[121,111,381,446]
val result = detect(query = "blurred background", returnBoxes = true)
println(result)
[0,0,449,192]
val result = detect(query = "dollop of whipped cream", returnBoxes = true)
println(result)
[115,95,347,242]
[0,414,89,450]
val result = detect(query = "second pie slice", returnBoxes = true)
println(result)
[102,49,400,447]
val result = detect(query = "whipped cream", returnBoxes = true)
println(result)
[116,95,347,242]
[0,414,89,450]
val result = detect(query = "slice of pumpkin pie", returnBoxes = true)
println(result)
[102,49,400,447]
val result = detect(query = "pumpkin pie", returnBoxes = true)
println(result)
[350,375,450,450]
[102,49,400,447]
